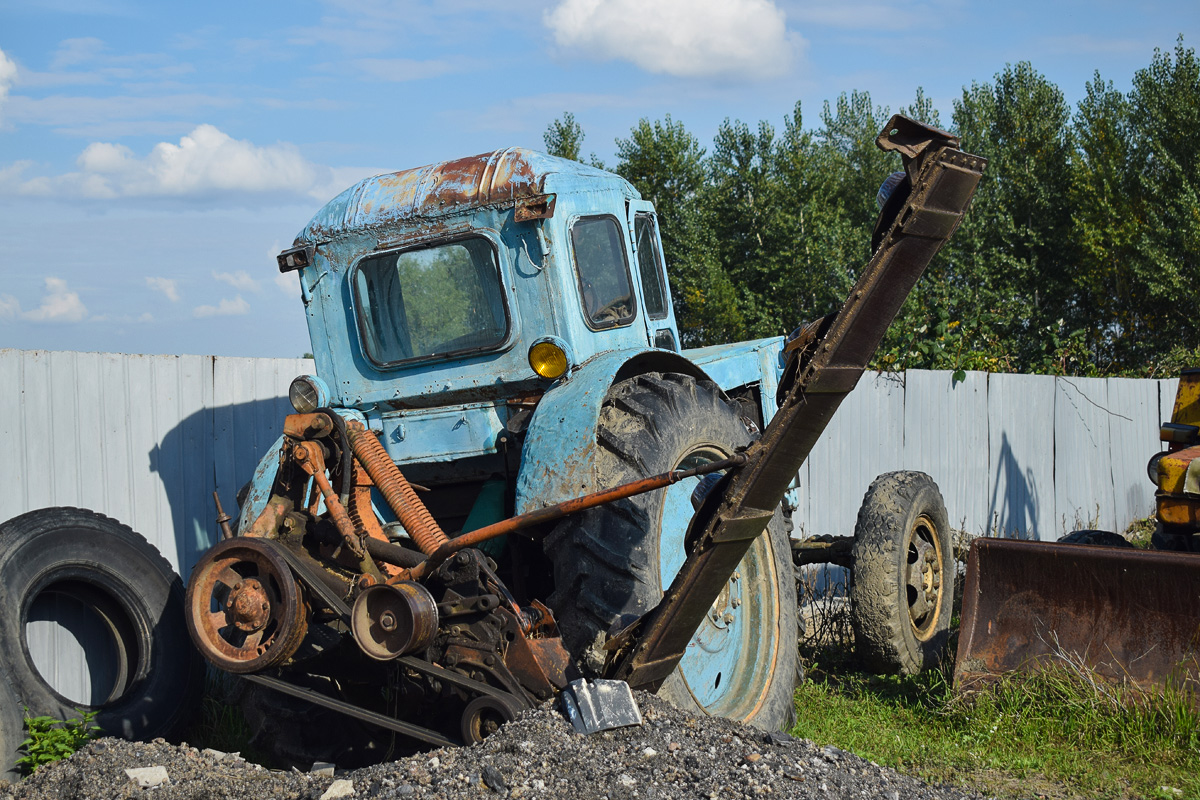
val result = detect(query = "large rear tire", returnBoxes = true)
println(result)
[0,507,204,747]
[544,373,798,730]
[850,472,954,675]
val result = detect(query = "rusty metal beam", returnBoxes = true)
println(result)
[607,116,987,692]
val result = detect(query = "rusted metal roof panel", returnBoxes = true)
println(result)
[299,148,637,242]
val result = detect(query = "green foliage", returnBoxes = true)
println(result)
[543,112,584,162]
[792,663,1200,799]
[17,709,101,775]
[543,37,1199,376]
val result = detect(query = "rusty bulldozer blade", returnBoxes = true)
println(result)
[955,538,1200,697]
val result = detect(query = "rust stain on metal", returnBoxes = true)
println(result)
[955,538,1200,697]
[387,149,541,219]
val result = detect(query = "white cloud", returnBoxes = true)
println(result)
[75,124,320,197]
[213,270,260,292]
[0,47,17,126]
[544,0,799,80]
[193,296,250,318]
[146,276,180,302]
[51,37,107,69]
[1,124,375,202]
[2,277,90,323]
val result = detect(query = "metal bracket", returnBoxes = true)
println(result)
[560,679,642,735]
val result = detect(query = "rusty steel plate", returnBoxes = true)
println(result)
[955,538,1200,695]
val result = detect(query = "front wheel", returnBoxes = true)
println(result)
[850,472,954,675]
[544,373,798,730]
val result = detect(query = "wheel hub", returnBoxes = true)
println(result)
[905,514,944,639]
[705,574,740,630]
[228,578,271,633]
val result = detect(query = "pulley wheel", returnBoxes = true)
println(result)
[185,538,307,673]
[460,694,522,745]
[351,581,438,661]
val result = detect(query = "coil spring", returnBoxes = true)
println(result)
[345,421,449,556]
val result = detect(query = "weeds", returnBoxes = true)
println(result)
[16,709,100,775]
[1124,515,1157,549]
[792,654,1200,799]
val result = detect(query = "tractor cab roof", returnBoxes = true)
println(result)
[296,147,637,244]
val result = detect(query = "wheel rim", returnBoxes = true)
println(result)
[905,513,944,641]
[658,447,779,718]
[185,538,307,673]
[460,695,518,744]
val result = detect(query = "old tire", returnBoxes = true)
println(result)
[0,680,23,781]
[544,373,798,730]
[0,507,204,743]
[1059,529,1133,548]
[850,472,954,675]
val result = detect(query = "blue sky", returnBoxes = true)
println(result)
[1,0,1195,358]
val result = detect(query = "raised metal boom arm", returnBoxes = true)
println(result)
[607,115,987,691]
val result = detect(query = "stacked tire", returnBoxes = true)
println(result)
[0,508,204,780]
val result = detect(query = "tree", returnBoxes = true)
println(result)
[615,116,741,345]
[1071,72,1140,369]
[543,112,584,162]
[706,117,782,337]
[1125,37,1200,367]
[948,62,1077,372]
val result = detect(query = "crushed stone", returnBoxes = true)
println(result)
[2,693,993,800]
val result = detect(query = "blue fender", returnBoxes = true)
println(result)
[236,435,287,533]
[514,348,710,514]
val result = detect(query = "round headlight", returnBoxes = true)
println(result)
[528,338,572,380]
[1147,451,1165,488]
[289,374,330,413]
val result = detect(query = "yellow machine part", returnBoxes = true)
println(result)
[1171,368,1200,427]
[1158,445,1200,496]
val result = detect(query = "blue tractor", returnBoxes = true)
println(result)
[166,116,985,764]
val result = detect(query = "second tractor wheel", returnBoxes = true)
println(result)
[544,372,799,730]
[850,471,954,675]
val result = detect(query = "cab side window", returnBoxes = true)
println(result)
[570,216,636,329]
[634,213,668,320]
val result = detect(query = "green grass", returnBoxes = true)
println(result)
[790,657,1200,799]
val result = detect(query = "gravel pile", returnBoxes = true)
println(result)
[3,693,992,800]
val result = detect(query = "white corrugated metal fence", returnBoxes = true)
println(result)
[0,348,1177,703]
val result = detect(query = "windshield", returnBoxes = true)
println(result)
[353,237,508,366]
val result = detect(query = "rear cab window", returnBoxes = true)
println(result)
[570,215,636,330]
[634,213,668,320]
